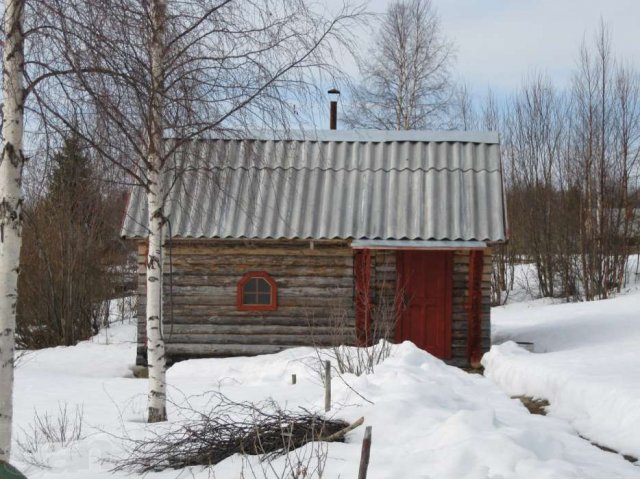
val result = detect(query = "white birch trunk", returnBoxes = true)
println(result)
[0,0,25,462]
[146,169,166,422]
[146,0,167,423]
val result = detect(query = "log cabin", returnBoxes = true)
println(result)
[122,130,507,368]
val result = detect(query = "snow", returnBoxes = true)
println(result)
[484,259,640,461]
[485,290,640,461]
[11,304,640,477]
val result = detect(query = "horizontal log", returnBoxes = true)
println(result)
[167,343,292,357]
[142,298,488,319]
[166,246,354,257]
[451,304,491,314]
[445,357,469,368]
[166,285,354,298]
[450,346,468,359]
[374,263,396,271]
[139,252,354,262]
[452,334,490,349]
[166,342,355,358]
[374,263,395,270]
[142,295,490,314]
[166,254,354,267]
[451,272,492,282]
[452,330,467,340]
[164,275,354,289]
[141,302,353,316]
[137,257,353,276]
[165,315,356,327]
[167,324,344,336]
[373,275,397,282]
[139,257,354,268]
[452,264,469,271]
[156,265,355,277]
[157,295,351,307]
[166,333,341,345]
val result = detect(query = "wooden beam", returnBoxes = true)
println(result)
[466,250,484,367]
[354,249,372,346]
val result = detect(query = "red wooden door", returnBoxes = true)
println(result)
[396,251,452,359]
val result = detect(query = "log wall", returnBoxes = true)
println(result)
[136,241,491,368]
[137,239,356,365]
[451,249,492,367]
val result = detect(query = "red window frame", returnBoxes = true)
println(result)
[237,271,278,311]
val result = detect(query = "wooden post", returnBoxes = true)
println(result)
[466,249,485,367]
[291,373,297,385]
[355,249,372,346]
[324,360,331,412]
[358,426,372,479]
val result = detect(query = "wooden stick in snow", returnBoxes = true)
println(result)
[321,416,364,442]
[358,426,372,479]
[324,360,331,412]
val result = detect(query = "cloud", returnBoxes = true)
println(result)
[327,0,640,98]
[437,0,640,94]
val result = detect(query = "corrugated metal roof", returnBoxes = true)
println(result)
[122,130,507,242]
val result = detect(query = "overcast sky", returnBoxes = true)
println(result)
[330,0,640,101]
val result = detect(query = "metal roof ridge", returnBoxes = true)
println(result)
[181,129,500,144]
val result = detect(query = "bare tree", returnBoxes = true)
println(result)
[0,0,25,463]
[570,21,640,300]
[17,137,128,350]
[494,22,640,303]
[344,0,454,130]
[504,75,570,298]
[31,0,360,422]
[451,82,477,131]
[475,89,517,305]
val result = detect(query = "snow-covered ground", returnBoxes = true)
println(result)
[484,258,640,461]
[11,299,640,477]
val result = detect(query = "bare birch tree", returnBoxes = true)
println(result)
[345,0,454,130]
[451,82,477,131]
[496,22,640,302]
[505,75,570,298]
[0,0,25,463]
[570,22,639,299]
[31,0,359,423]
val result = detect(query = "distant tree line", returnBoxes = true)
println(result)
[484,24,640,304]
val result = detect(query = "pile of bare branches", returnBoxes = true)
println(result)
[112,393,352,474]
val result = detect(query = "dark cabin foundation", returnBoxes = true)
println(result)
[135,239,491,369]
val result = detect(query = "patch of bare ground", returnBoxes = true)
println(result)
[462,365,484,375]
[513,395,549,416]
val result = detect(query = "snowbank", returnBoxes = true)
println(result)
[12,322,639,477]
[485,290,640,460]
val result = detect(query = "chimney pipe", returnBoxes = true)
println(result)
[328,88,340,130]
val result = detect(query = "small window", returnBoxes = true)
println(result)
[237,271,277,311]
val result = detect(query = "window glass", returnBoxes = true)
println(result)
[242,277,272,305]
